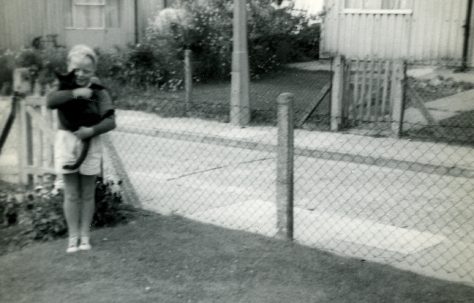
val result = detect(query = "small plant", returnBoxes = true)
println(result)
[21,187,67,241]
[93,176,134,228]
[0,192,22,227]
[0,176,134,242]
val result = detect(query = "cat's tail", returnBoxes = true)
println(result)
[63,139,91,170]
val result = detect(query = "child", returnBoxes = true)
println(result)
[47,45,116,253]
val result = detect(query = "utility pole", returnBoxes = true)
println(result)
[230,0,250,126]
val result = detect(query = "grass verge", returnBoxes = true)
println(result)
[1,210,473,303]
[104,67,332,127]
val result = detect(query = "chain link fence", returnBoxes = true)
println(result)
[100,61,473,285]
[0,59,472,285]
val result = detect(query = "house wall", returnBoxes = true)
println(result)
[0,0,172,51]
[65,0,135,49]
[322,0,473,66]
[0,0,66,50]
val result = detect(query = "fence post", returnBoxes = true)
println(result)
[13,68,30,186]
[184,49,192,115]
[391,60,406,137]
[276,93,294,241]
[331,55,345,131]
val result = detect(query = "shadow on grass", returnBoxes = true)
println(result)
[1,209,473,303]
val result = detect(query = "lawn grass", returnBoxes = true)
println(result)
[105,67,332,126]
[1,210,474,303]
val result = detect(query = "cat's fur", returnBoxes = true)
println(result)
[55,70,114,170]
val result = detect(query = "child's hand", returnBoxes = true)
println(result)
[73,88,93,99]
[74,126,94,140]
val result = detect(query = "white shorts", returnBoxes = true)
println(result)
[54,129,102,175]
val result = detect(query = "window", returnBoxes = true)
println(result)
[69,0,120,29]
[345,0,411,10]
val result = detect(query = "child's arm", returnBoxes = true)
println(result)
[91,89,116,136]
[46,90,74,109]
[47,88,92,109]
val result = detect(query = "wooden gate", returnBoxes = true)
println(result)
[331,56,406,136]
[13,68,57,186]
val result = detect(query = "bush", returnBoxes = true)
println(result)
[145,0,320,82]
[96,44,184,90]
[0,176,134,242]
[21,187,67,241]
[0,47,68,95]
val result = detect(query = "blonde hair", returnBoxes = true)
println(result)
[67,44,97,72]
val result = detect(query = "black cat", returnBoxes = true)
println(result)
[55,70,114,170]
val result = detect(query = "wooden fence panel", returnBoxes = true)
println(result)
[331,56,406,135]
[12,68,56,187]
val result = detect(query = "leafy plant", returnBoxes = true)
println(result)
[0,176,134,242]
[21,188,67,241]
[93,177,134,228]
[96,44,183,90]
[144,0,319,82]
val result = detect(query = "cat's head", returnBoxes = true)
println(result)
[55,70,77,90]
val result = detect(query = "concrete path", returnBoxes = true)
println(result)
[104,110,474,286]
[404,88,474,129]
[115,110,474,173]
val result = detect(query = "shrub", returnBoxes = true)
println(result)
[37,47,68,85]
[145,0,319,82]
[96,44,184,90]
[93,177,132,228]
[0,47,68,95]
[0,176,134,242]
[21,187,67,241]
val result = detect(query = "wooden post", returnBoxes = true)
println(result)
[184,49,192,115]
[331,55,345,131]
[42,105,53,171]
[276,93,294,241]
[26,106,34,186]
[230,0,250,126]
[33,114,42,185]
[391,60,406,137]
[18,101,29,186]
[13,68,31,186]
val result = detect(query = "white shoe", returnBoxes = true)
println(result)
[79,237,92,251]
[66,237,79,253]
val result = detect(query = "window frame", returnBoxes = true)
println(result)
[343,8,413,15]
[343,0,413,14]
[67,0,114,30]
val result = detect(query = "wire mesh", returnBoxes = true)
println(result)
[101,69,473,284]
[0,61,472,285]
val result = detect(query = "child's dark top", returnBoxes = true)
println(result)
[46,73,116,136]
